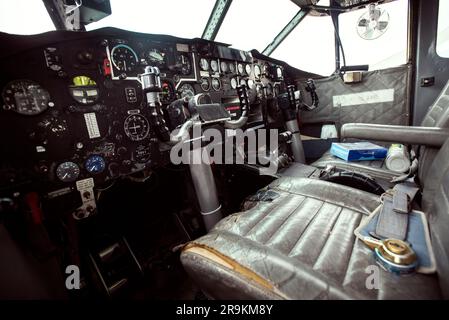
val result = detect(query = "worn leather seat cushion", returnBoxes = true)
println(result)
[181,177,441,299]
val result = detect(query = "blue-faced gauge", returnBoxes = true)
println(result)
[85,155,106,174]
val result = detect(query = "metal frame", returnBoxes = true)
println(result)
[42,0,85,31]
[201,0,233,41]
[262,9,309,56]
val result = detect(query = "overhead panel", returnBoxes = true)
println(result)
[201,0,233,41]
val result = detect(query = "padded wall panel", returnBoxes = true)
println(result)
[299,65,412,129]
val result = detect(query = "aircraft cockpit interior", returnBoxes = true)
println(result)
[1,0,449,303]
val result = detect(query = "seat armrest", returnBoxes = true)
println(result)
[341,123,449,147]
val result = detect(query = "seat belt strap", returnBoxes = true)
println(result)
[374,183,420,240]
[392,190,410,214]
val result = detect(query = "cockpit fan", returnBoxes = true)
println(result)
[357,4,390,40]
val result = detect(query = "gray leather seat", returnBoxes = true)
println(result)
[180,138,449,299]
[311,80,449,181]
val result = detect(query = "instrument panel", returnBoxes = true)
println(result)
[0,28,288,194]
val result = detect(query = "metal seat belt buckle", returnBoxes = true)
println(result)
[393,190,410,214]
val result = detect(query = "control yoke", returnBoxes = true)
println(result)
[142,66,249,146]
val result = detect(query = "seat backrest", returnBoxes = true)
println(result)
[417,80,449,182]
[420,80,449,127]
[422,137,449,298]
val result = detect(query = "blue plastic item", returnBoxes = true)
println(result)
[330,142,388,162]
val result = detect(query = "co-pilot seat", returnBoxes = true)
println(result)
[180,136,449,300]
[308,80,449,182]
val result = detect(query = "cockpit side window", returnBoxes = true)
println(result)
[337,0,409,71]
[436,0,449,58]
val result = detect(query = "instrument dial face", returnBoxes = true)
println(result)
[230,77,238,89]
[111,44,138,72]
[200,58,209,71]
[177,54,192,75]
[2,80,51,115]
[237,63,244,75]
[276,66,283,79]
[247,79,255,90]
[179,83,195,99]
[148,48,165,65]
[220,61,228,73]
[211,78,221,91]
[69,86,99,105]
[229,63,236,74]
[124,114,150,141]
[134,144,152,163]
[200,77,210,91]
[56,162,80,182]
[254,64,262,79]
[85,155,106,174]
[245,64,252,75]
[210,60,219,72]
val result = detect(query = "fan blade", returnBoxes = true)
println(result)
[358,18,369,27]
[378,21,388,31]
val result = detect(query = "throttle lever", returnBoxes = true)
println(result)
[141,66,171,142]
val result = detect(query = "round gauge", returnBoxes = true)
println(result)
[124,114,150,141]
[240,79,247,87]
[177,54,192,75]
[160,80,175,104]
[85,155,106,174]
[2,80,51,115]
[237,63,244,75]
[134,144,152,163]
[69,81,99,105]
[200,77,210,91]
[210,60,219,72]
[220,61,228,73]
[230,77,238,89]
[266,83,273,96]
[276,66,283,79]
[211,78,221,91]
[56,162,80,182]
[247,79,255,90]
[245,64,252,75]
[200,58,209,71]
[229,63,236,74]
[148,48,165,65]
[254,64,262,79]
[111,44,138,72]
[179,83,195,99]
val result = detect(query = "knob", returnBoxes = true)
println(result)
[117,147,127,156]
[108,163,119,177]
[77,51,94,64]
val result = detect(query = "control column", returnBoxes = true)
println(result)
[278,85,306,163]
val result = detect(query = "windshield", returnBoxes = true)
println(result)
[87,0,215,38]
[214,0,300,51]
[0,0,55,35]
